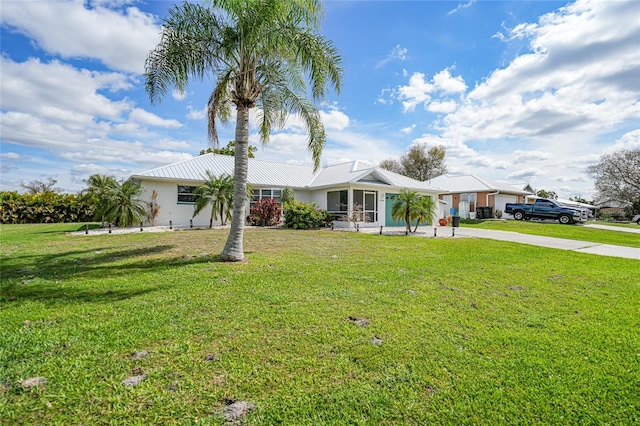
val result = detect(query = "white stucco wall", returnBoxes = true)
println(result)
[139,180,213,227]
[139,179,441,228]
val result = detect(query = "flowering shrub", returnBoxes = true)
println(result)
[247,198,281,226]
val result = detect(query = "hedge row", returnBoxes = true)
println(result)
[0,191,97,224]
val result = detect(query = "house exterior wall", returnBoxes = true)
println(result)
[139,179,212,227]
[139,178,439,228]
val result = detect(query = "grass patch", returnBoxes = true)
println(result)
[1,224,639,424]
[461,219,640,248]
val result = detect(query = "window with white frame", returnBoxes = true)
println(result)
[250,188,282,208]
[177,185,197,204]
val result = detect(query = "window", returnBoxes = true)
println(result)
[251,188,282,208]
[327,190,348,213]
[177,185,197,203]
[460,192,477,212]
[352,189,377,222]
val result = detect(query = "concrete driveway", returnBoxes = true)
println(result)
[450,227,640,260]
[359,225,640,260]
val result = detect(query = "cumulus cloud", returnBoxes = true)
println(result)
[0,0,161,73]
[443,0,640,143]
[397,68,466,112]
[129,108,182,128]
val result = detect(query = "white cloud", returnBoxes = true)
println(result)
[511,150,554,163]
[375,44,408,68]
[610,129,640,152]
[1,57,132,125]
[320,109,350,131]
[187,105,207,120]
[155,138,193,150]
[427,100,458,114]
[129,108,182,128]
[400,124,416,134]
[447,0,476,16]
[443,0,640,143]
[172,90,187,101]
[432,69,467,93]
[507,168,544,180]
[397,68,466,113]
[398,72,435,112]
[0,1,161,74]
[0,152,23,160]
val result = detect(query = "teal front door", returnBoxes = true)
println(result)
[385,193,406,226]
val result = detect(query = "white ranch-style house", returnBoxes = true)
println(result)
[130,153,446,228]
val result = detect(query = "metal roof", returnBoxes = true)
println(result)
[132,153,444,194]
[132,153,315,188]
[428,174,532,195]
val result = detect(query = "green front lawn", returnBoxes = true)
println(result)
[461,219,640,248]
[1,224,638,425]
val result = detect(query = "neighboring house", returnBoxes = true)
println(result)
[130,153,445,228]
[428,174,533,219]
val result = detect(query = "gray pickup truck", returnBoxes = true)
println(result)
[504,198,588,224]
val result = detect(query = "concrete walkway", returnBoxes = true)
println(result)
[583,223,640,234]
[358,226,640,260]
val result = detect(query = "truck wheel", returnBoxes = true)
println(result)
[559,214,573,225]
[514,211,525,220]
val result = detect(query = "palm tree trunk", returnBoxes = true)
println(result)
[220,107,250,261]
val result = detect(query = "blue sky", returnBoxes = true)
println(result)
[1,0,639,199]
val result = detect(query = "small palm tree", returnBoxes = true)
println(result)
[391,189,421,235]
[97,180,146,227]
[85,174,118,227]
[193,172,234,228]
[412,195,437,232]
[145,0,343,261]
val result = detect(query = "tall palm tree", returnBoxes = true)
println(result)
[391,189,421,235]
[145,0,342,261]
[193,171,234,228]
[98,180,146,228]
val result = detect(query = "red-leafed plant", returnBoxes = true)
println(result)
[247,198,281,227]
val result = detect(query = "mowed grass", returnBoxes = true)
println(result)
[1,224,638,425]
[462,219,640,248]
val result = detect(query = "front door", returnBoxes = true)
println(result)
[364,191,377,222]
[385,193,405,226]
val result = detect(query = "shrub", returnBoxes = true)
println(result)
[0,191,96,224]
[247,198,281,226]
[283,200,332,229]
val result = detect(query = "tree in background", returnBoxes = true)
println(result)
[588,148,640,216]
[145,0,343,261]
[380,145,448,181]
[199,141,257,158]
[192,172,234,228]
[536,189,558,200]
[20,177,63,194]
